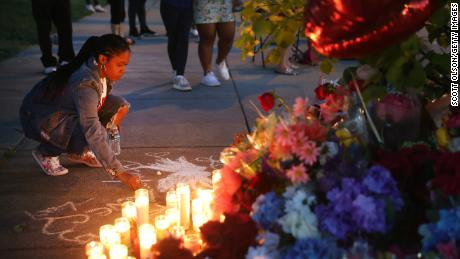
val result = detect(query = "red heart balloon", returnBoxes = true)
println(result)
[304,0,440,58]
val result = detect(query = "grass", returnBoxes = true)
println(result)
[0,0,107,62]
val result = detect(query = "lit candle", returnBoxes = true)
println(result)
[212,170,221,191]
[192,214,206,231]
[99,224,120,248]
[183,233,202,255]
[191,198,204,230]
[88,254,106,259]
[109,244,128,259]
[135,189,150,226]
[198,189,214,220]
[138,224,156,259]
[114,217,131,246]
[154,215,170,240]
[121,201,136,221]
[176,183,190,229]
[170,225,185,239]
[85,241,104,257]
[166,190,178,209]
[164,207,179,227]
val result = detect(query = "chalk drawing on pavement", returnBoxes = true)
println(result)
[105,152,222,192]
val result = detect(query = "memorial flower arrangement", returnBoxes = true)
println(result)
[199,81,460,258]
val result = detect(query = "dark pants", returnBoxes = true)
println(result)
[38,95,127,156]
[108,0,126,24]
[160,1,193,75]
[86,0,100,5]
[128,0,148,31]
[31,0,75,67]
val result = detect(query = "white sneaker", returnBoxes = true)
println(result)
[216,61,230,80]
[43,66,57,75]
[201,72,221,87]
[94,5,105,12]
[85,4,96,12]
[173,75,192,91]
[191,29,199,37]
[32,149,69,176]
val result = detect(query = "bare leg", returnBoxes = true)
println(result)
[196,23,217,74]
[215,21,235,64]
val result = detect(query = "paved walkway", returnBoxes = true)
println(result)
[0,1,353,258]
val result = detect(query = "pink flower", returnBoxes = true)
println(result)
[376,93,418,123]
[297,140,320,165]
[286,164,310,184]
[274,124,291,146]
[293,97,309,118]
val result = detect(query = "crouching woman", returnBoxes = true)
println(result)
[19,34,141,190]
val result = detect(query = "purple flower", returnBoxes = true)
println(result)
[284,238,343,259]
[362,166,404,210]
[352,194,386,233]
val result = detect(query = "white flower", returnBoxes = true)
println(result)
[278,209,319,239]
[279,186,319,239]
[246,245,279,259]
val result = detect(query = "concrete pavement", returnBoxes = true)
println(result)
[0,1,353,258]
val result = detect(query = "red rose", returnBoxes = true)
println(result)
[258,92,275,112]
[314,84,328,100]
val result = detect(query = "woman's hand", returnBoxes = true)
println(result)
[116,172,141,190]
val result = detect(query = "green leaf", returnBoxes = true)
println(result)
[429,52,449,75]
[407,60,427,89]
[252,18,272,37]
[320,59,333,74]
[266,48,281,64]
[362,84,387,103]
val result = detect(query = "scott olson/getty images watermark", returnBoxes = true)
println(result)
[452,3,459,106]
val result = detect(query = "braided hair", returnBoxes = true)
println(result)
[44,34,130,100]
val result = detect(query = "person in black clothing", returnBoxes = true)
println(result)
[129,0,156,37]
[31,0,75,75]
[160,0,193,91]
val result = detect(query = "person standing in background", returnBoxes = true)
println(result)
[160,0,193,91]
[193,0,236,87]
[31,0,75,74]
[128,0,156,37]
[108,0,135,44]
[85,0,106,13]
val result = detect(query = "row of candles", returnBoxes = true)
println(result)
[86,171,222,259]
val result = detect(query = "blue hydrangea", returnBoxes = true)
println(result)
[419,207,460,251]
[283,238,343,259]
[252,192,284,230]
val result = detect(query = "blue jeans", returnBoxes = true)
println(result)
[39,95,127,156]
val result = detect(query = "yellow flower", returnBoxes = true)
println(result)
[336,128,356,147]
[436,127,449,147]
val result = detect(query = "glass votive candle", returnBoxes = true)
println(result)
[183,233,202,255]
[165,207,179,227]
[121,201,136,221]
[109,244,128,259]
[154,215,170,240]
[88,254,106,259]
[170,225,185,239]
[166,190,177,209]
[85,241,104,257]
[135,189,150,226]
[138,224,156,259]
[114,217,131,246]
[192,214,207,231]
[99,224,120,247]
